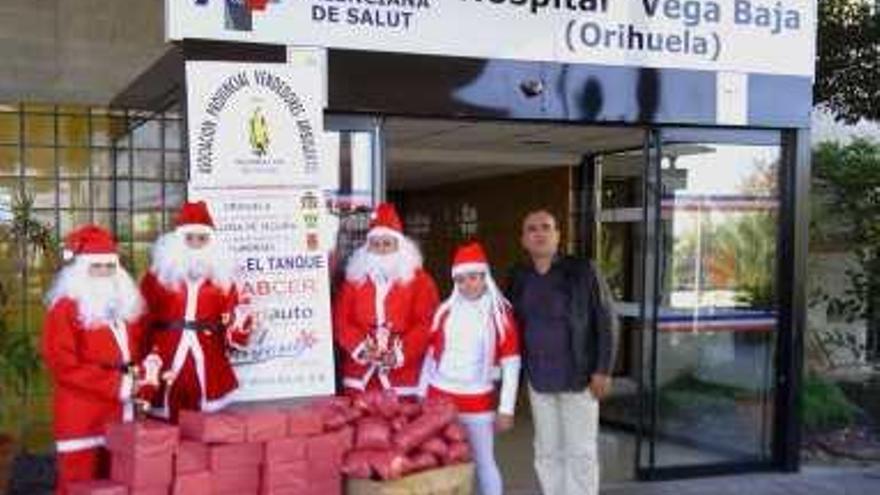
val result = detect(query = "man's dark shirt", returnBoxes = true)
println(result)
[518,260,577,392]
[509,255,617,393]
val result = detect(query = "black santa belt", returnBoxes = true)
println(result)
[150,320,225,334]
[99,361,134,373]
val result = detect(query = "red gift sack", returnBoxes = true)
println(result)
[419,437,449,458]
[352,390,400,418]
[344,407,365,424]
[319,408,349,432]
[175,440,208,475]
[374,391,401,419]
[407,451,440,474]
[399,400,422,418]
[106,420,179,459]
[341,450,374,479]
[208,442,264,469]
[229,408,288,442]
[444,442,472,465]
[110,452,173,489]
[68,480,128,495]
[351,393,374,414]
[444,422,468,443]
[334,425,355,450]
[367,450,410,481]
[264,437,307,464]
[392,402,457,453]
[171,470,211,495]
[389,416,408,433]
[355,417,393,450]
[179,410,245,444]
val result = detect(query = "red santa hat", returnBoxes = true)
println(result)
[175,201,215,236]
[451,240,490,277]
[62,224,118,264]
[248,0,270,11]
[434,239,512,340]
[367,202,404,240]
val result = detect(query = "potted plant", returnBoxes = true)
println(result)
[0,191,57,492]
[0,301,42,492]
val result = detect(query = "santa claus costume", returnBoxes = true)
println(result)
[333,202,439,397]
[42,225,156,495]
[422,241,521,495]
[140,201,251,422]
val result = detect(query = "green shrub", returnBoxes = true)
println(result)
[800,373,858,432]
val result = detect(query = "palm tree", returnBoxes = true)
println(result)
[707,212,777,309]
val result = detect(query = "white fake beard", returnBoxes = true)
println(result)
[151,230,233,289]
[366,252,402,282]
[183,244,214,281]
[46,258,144,327]
[345,236,423,285]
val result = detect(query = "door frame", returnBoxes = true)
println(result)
[631,126,806,480]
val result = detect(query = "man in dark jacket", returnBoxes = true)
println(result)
[507,209,617,495]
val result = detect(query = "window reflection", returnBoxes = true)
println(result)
[654,143,780,467]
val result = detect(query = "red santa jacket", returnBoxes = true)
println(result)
[139,272,248,416]
[425,304,521,414]
[41,298,144,452]
[333,269,439,396]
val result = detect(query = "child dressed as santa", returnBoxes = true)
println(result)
[42,225,161,495]
[422,241,521,495]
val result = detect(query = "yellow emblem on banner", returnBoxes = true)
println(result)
[249,107,270,157]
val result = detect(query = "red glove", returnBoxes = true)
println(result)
[227,308,254,349]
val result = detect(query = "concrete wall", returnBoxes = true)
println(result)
[0,0,166,105]
[807,250,870,369]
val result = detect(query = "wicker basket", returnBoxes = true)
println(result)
[346,463,475,495]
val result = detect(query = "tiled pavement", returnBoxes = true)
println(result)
[508,466,880,495]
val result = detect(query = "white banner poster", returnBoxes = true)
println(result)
[186,54,336,400]
[190,187,336,400]
[186,58,325,189]
[167,0,816,77]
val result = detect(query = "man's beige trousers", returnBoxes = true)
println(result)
[528,385,600,495]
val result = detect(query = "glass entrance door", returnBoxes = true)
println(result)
[591,137,651,483]
[640,129,783,478]
[595,129,785,479]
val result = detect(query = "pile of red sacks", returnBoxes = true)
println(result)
[332,391,473,482]
[65,391,470,494]
[67,403,349,495]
